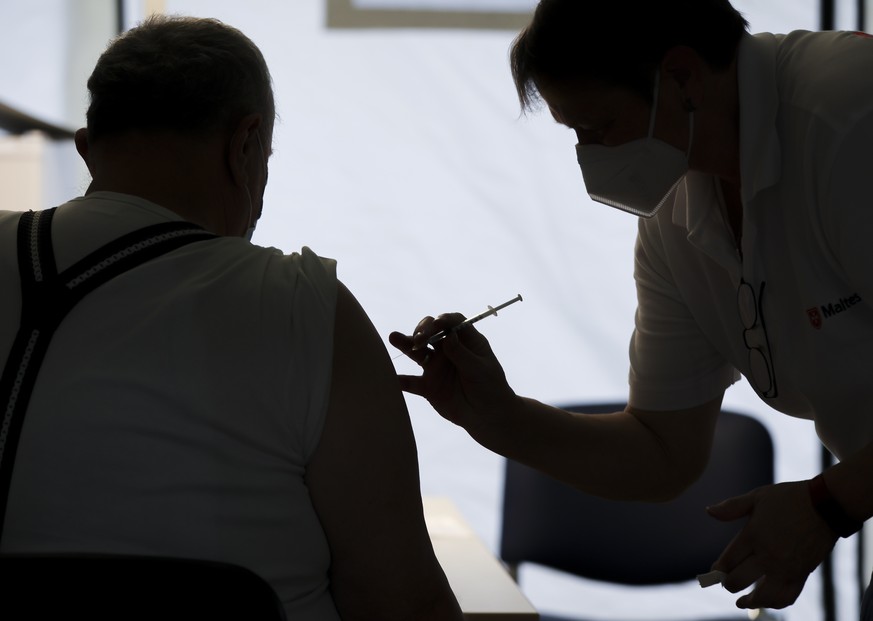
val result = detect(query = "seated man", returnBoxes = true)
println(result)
[0,15,462,621]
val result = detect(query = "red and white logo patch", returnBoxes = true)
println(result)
[807,307,822,330]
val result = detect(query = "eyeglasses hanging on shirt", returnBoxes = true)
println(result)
[737,279,778,399]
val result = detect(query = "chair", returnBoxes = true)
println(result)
[500,403,774,621]
[0,553,287,620]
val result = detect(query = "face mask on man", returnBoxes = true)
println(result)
[243,131,268,242]
[575,70,693,218]
[240,188,256,242]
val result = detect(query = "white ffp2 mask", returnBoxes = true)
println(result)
[576,72,693,218]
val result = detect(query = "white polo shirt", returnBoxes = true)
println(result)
[628,31,873,460]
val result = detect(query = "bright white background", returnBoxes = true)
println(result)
[0,0,868,619]
[353,0,537,10]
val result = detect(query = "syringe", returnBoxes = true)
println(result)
[426,294,523,347]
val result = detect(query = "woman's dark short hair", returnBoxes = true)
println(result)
[85,15,275,142]
[510,0,749,111]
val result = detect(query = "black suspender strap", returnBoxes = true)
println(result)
[0,208,216,542]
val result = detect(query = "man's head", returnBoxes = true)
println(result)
[75,15,275,237]
[85,14,274,145]
[510,0,748,112]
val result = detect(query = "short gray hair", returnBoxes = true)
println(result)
[86,14,275,142]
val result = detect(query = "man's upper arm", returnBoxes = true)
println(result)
[305,282,461,621]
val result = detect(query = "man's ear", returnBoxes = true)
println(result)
[227,113,263,189]
[74,128,95,175]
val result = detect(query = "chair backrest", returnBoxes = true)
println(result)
[500,404,774,586]
[0,554,287,620]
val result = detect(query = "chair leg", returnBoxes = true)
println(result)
[821,445,837,621]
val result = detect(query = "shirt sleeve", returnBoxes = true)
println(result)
[628,216,739,411]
